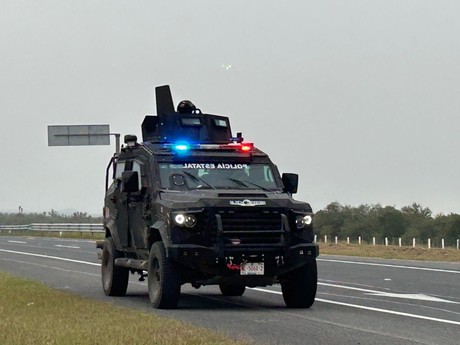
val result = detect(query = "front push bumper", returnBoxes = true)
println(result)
[168,242,319,277]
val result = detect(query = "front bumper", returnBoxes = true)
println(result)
[168,242,319,277]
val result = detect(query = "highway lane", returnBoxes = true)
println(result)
[1,236,459,345]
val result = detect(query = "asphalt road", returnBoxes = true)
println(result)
[1,236,459,345]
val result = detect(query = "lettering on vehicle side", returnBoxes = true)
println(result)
[230,199,267,206]
[174,163,248,169]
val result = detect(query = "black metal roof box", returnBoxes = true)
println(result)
[142,112,232,144]
[141,85,233,144]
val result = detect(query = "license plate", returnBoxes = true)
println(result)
[240,262,264,275]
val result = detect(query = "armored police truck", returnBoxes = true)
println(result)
[98,86,318,309]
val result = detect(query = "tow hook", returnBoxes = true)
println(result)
[226,259,240,270]
[276,255,284,267]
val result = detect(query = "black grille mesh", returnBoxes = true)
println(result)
[205,209,284,246]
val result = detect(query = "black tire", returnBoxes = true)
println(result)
[280,260,317,308]
[101,237,129,296]
[219,283,246,296]
[148,241,181,309]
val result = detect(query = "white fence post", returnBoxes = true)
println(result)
[398,238,402,247]
[385,237,388,246]
[324,235,327,244]
[335,236,338,244]
[457,239,459,250]
[372,237,376,246]
[358,236,362,245]
[441,238,445,250]
[347,237,350,244]
[428,238,431,249]
[413,238,416,247]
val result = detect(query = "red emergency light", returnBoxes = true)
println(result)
[220,142,254,152]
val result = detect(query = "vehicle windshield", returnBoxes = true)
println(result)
[158,162,280,190]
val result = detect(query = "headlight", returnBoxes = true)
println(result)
[296,215,313,229]
[184,215,197,228]
[174,214,186,225]
[174,213,197,228]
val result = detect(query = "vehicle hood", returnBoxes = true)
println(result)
[158,189,312,211]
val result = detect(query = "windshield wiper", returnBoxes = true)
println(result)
[227,178,251,189]
[182,171,215,189]
[240,180,273,192]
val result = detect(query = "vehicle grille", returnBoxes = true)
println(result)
[205,209,285,247]
[220,210,281,231]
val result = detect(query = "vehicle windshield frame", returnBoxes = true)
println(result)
[158,162,281,191]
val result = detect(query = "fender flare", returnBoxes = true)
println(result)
[148,220,170,250]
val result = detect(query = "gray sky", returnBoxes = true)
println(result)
[1,0,460,215]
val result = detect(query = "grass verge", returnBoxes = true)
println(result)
[0,272,249,345]
[320,243,460,262]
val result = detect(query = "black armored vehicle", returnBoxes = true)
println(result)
[99,86,318,309]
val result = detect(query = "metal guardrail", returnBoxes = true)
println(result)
[0,223,104,236]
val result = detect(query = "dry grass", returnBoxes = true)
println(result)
[320,243,460,262]
[0,272,249,345]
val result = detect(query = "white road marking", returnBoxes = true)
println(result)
[319,282,381,294]
[0,257,102,280]
[0,249,99,266]
[319,282,459,304]
[365,292,459,303]
[318,258,460,274]
[250,287,460,326]
[55,245,81,249]
[7,240,27,244]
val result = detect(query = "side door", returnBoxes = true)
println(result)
[105,159,129,248]
[126,160,149,250]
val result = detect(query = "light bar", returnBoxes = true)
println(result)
[166,142,254,153]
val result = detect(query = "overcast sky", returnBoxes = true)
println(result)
[1,0,459,215]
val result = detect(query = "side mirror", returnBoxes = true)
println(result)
[282,173,298,194]
[121,171,139,193]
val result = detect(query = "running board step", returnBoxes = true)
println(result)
[115,258,148,270]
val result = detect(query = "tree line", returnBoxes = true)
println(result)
[2,203,459,245]
[314,202,460,245]
[0,209,102,225]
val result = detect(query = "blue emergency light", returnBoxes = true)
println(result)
[174,144,190,151]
